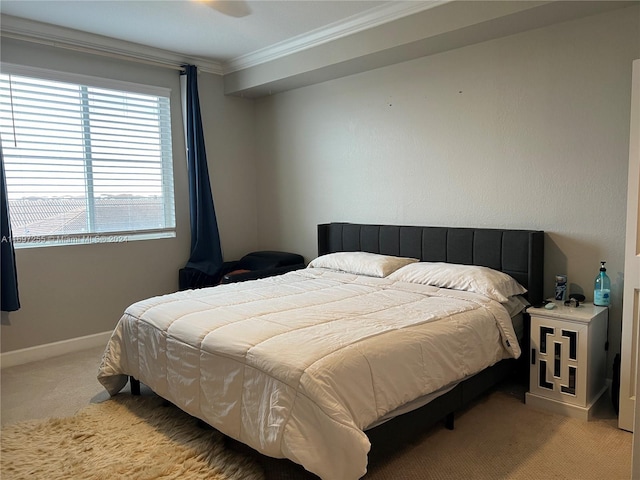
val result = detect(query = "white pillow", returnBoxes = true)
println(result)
[308,252,419,278]
[387,262,527,303]
[503,295,530,317]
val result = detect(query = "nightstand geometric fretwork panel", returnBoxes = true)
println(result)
[537,326,578,396]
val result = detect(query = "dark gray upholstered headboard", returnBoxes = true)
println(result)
[318,223,544,305]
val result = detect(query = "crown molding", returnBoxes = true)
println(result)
[0,14,225,75]
[0,2,449,78]
[222,1,448,74]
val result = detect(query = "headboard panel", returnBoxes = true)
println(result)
[318,222,545,305]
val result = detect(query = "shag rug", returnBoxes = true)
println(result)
[1,395,265,480]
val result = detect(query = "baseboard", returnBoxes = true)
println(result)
[0,331,112,369]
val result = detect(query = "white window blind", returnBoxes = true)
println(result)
[0,66,175,247]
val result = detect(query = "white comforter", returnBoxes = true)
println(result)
[98,268,520,480]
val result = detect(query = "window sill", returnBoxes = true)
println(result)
[10,230,176,249]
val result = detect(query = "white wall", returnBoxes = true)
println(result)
[255,6,640,374]
[0,38,257,352]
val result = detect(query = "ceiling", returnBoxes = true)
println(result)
[0,0,426,67]
[1,1,635,97]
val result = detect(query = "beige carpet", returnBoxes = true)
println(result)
[362,389,632,480]
[0,385,633,480]
[0,394,264,480]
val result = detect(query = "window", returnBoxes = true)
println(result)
[0,65,175,248]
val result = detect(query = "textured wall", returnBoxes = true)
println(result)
[254,6,640,374]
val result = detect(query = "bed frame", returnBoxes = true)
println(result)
[129,221,544,463]
[317,222,544,456]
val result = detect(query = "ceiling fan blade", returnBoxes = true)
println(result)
[201,0,252,18]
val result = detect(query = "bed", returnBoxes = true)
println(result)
[98,222,544,480]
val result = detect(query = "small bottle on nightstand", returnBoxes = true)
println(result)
[594,261,611,307]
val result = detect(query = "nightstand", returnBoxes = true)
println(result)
[525,302,608,420]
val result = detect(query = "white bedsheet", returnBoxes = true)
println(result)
[98,268,520,480]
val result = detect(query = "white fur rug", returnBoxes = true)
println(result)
[1,394,264,480]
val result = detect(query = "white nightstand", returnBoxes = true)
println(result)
[525,302,608,421]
